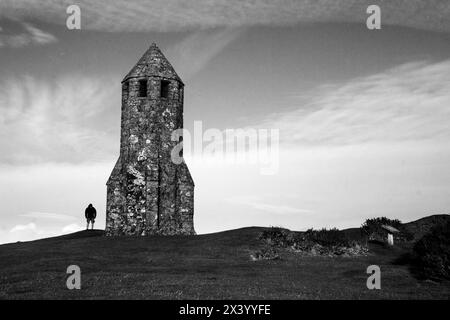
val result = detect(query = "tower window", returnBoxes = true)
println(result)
[123,81,129,96]
[161,80,170,98]
[138,79,147,97]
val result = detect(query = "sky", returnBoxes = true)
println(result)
[0,0,450,243]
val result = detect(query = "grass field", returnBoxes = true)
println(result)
[0,219,449,299]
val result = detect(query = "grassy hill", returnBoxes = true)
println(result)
[403,214,450,241]
[0,215,449,299]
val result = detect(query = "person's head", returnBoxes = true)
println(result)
[88,203,92,207]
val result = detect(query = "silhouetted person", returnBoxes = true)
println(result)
[85,204,97,230]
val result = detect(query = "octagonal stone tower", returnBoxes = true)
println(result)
[106,43,195,236]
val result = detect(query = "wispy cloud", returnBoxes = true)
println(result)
[10,222,39,233]
[61,223,82,233]
[3,222,52,243]
[0,22,57,48]
[257,60,450,146]
[227,195,314,215]
[167,28,244,80]
[0,0,449,33]
[20,211,76,221]
[0,75,118,164]
[0,222,81,244]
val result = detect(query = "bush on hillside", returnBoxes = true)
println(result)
[303,228,352,247]
[361,217,413,242]
[258,227,367,257]
[258,227,291,247]
[413,221,450,280]
[250,245,280,261]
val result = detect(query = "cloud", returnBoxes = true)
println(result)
[0,22,57,48]
[20,212,77,221]
[62,223,82,233]
[0,0,449,33]
[0,161,109,243]
[1,221,83,244]
[256,60,450,146]
[10,222,38,233]
[227,195,314,215]
[166,28,244,80]
[0,75,119,164]
[0,222,58,244]
[0,222,77,244]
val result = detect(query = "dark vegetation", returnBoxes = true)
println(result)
[413,221,450,280]
[404,214,450,241]
[257,227,367,257]
[361,217,414,243]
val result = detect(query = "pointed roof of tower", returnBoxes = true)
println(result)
[122,43,183,84]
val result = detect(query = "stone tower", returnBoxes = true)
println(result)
[106,43,195,236]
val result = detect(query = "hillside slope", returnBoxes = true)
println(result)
[0,216,449,299]
[403,214,450,241]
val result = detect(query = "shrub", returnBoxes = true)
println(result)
[361,217,413,242]
[258,227,367,256]
[303,228,352,247]
[413,221,450,280]
[250,246,280,261]
[259,227,290,247]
